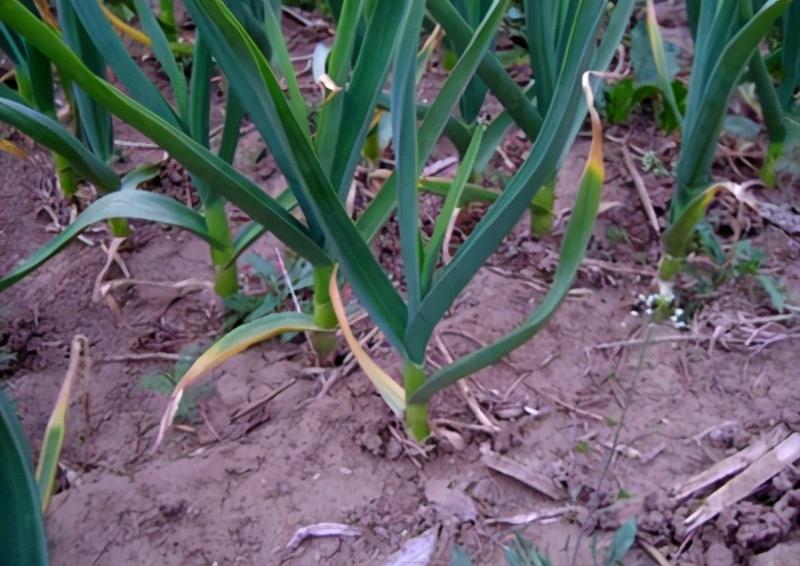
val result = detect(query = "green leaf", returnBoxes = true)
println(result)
[675,0,790,212]
[318,1,407,198]
[132,0,187,118]
[357,0,511,248]
[0,389,48,566]
[392,0,426,313]
[421,126,484,292]
[262,2,309,137]
[0,97,118,191]
[604,77,637,124]
[779,1,800,110]
[56,0,114,159]
[64,0,181,129]
[660,183,726,280]
[631,17,679,87]
[603,519,637,566]
[756,274,786,313]
[427,0,542,140]
[524,0,557,109]
[644,0,683,124]
[0,191,219,291]
[154,311,323,448]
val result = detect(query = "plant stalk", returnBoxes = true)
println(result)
[403,360,430,441]
[309,263,338,361]
[204,198,238,297]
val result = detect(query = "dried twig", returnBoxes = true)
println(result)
[674,426,788,500]
[486,505,576,526]
[620,142,660,234]
[684,433,800,533]
[230,378,298,422]
[285,523,362,551]
[97,352,181,364]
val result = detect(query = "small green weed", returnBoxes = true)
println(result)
[139,344,212,421]
[223,252,314,331]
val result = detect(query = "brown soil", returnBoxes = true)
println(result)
[3,9,800,566]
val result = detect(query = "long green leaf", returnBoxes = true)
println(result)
[645,0,683,124]
[0,97,118,191]
[314,0,363,179]
[0,191,219,291]
[65,0,181,129]
[779,0,800,110]
[525,0,557,109]
[56,0,114,159]
[184,0,323,244]
[318,1,407,198]
[0,1,330,268]
[0,389,47,565]
[393,0,426,314]
[675,0,790,212]
[262,2,309,137]
[357,0,511,245]
[132,0,188,118]
[427,0,542,140]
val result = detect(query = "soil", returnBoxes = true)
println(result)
[2,7,800,566]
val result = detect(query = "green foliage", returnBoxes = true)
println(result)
[0,388,48,565]
[139,345,212,421]
[602,19,685,131]
[687,237,787,312]
[451,533,552,566]
[223,252,314,330]
[603,519,637,566]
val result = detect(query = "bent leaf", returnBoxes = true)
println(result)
[0,97,118,191]
[0,191,218,291]
[154,312,323,449]
[36,335,86,512]
[329,266,406,415]
[410,72,606,404]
